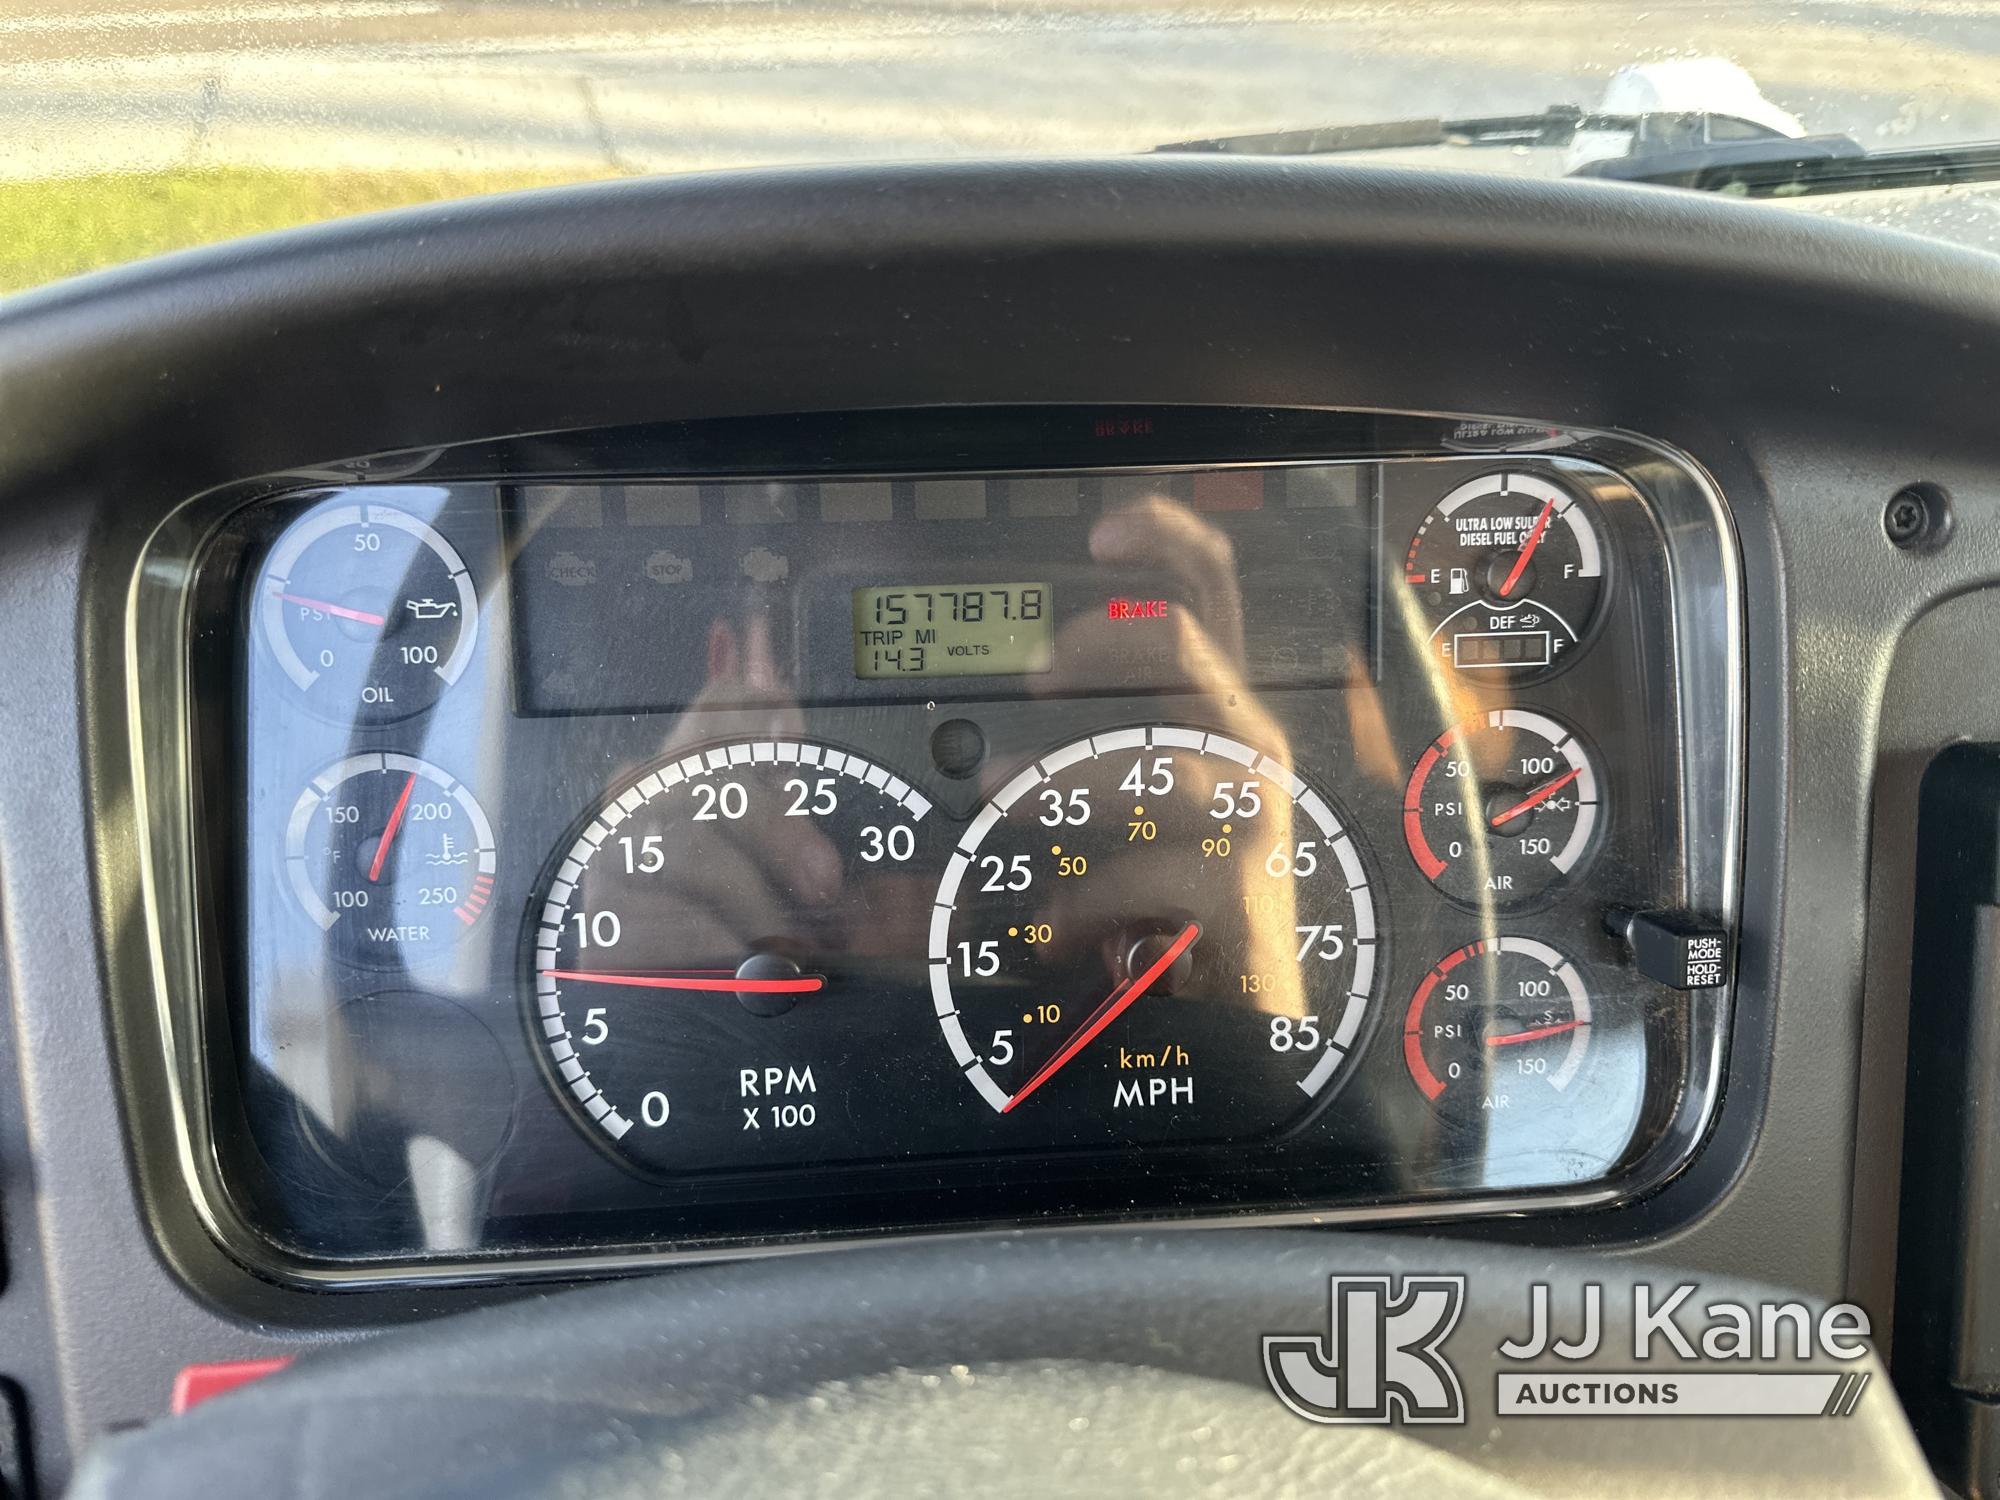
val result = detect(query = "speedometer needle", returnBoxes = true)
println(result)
[1488,767,1581,828]
[1496,495,1557,599]
[543,969,826,994]
[1001,921,1201,1115]
[1485,1019,1584,1048]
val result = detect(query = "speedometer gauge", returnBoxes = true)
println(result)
[1403,471,1605,681]
[529,739,943,1174]
[932,726,1379,1143]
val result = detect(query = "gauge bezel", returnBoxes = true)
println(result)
[928,720,1388,1132]
[255,499,481,724]
[293,989,522,1195]
[124,404,1745,1289]
[1401,708,1606,915]
[1404,465,1616,686]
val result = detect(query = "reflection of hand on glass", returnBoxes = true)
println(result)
[1085,493,1403,789]
[624,614,846,960]
[1090,495,1248,669]
[615,612,928,975]
[692,612,800,723]
[1030,494,1248,702]
[1012,497,1314,1027]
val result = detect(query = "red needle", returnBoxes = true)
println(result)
[1485,1019,1585,1048]
[367,773,418,883]
[279,592,387,627]
[1002,921,1201,1115]
[544,969,825,994]
[1496,496,1558,599]
[1488,767,1581,828]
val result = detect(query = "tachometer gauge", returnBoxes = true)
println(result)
[286,753,497,970]
[1402,472,1605,681]
[1403,709,1600,908]
[529,740,943,1174]
[259,501,479,721]
[1403,937,1593,1117]
[932,726,1379,1143]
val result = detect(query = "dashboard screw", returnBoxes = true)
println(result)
[1885,484,1952,551]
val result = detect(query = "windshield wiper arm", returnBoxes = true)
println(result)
[1596,137,2000,196]
[1152,106,1887,192]
[1151,105,1615,156]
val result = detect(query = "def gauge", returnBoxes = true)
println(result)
[286,753,497,970]
[1404,709,1601,907]
[258,501,479,722]
[1402,471,1605,681]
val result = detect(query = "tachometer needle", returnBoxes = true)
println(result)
[543,969,826,994]
[1485,1019,1585,1048]
[1495,495,1557,599]
[278,592,387,627]
[1488,767,1581,828]
[1002,921,1201,1115]
[367,773,418,883]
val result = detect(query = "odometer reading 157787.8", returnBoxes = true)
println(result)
[853,582,1053,678]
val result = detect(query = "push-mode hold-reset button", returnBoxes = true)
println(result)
[1606,909,1733,990]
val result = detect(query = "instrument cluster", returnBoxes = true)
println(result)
[177,405,1741,1280]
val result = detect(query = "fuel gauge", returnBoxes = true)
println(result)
[1403,472,1605,681]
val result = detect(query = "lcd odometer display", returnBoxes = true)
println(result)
[852,583,1053,678]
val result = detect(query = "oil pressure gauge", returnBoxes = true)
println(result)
[258,500,479,722]
[1402,471,1605,681]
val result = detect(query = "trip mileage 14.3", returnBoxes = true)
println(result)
[852,582,1053,679]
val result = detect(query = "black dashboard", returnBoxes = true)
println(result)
[5,157,2000,1484]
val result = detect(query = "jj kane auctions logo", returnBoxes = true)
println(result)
[1264,1275,1875,1423]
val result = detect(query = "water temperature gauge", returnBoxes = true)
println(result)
[1403,471,1606,681]
[286,753,497,970]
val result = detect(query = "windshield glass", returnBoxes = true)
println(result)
[6,0,1998,293]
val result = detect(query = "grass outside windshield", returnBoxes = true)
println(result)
[5,0,2000,294]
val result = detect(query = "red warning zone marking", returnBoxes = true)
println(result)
[1402,736,1454,881]
[1402,942,1486,1101]
[455,871,495,926]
